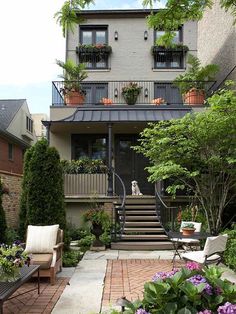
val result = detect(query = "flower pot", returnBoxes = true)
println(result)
[123,92,139,105]
[65,91,85,106]
[90,222,104,247]
[184,89,205,105]
[182,228,195,236]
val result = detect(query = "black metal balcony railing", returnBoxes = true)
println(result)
[52,81,216,107]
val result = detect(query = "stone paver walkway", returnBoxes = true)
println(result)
[102,259,185,307]
[3,277,69,314]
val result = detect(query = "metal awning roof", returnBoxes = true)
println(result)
[44,106,192,125]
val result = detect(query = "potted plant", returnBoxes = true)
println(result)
[122,82,142,105]
[83,205,111,248]
[56,59,88,106]
[152,98,166,105]
[100,98,113,106]
[181,223,196,235]
[174,54,219,105]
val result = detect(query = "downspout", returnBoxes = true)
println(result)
[107,123,113,196]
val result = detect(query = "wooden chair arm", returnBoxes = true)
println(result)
[53,242,64,250]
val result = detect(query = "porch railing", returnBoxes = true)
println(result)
[64,173,108,196]
[52,80,216,107]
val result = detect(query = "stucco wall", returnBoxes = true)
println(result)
[66,16,198,81]
[198,0,236,87]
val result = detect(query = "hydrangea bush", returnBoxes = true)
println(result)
[123,262,236,314]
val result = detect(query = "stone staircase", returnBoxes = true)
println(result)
[111,196,173,250]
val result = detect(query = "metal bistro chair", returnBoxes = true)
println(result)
[171,221,202,250]
[182,234,228,266]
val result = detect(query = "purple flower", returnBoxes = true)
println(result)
[217,302,236,313]
[198,310,212,314]
[186,261,201,271]
[187,275,213,295]
[152,269,179,282]
[136,309,151,314]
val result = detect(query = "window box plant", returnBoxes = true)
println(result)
[174,54,219,106]
[77,44,112,55]
[181,223,196,235]
[152,44,189,54]
[56,59,88,106]
[122,82,142,105]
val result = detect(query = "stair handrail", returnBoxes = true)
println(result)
[110,168,126,241]
[155,182,179,232]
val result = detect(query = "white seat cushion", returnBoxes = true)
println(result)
[171,238,200,244]
[181,251,221,264]
[25,225,59,253]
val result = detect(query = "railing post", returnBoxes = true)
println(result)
[107,123,113,196]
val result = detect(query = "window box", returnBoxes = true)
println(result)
[152,45,189,54]
[76,44,112,55]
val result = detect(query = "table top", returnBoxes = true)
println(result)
[0,265,40,301]
[167,231,210,240]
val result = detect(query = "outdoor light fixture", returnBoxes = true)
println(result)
[114,88,118,97]
[116,297,131,312]
[144,88,148,97]
[144,30,148,40]
[114,31,118,40]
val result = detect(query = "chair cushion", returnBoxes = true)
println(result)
[25,225,59,253]
[31,253,53,269]
[171,238,200,244]
[181,251,221,264]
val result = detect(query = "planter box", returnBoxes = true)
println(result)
[64,173,108,196]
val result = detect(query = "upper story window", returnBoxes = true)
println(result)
[153,28,186,69]
[8,143,13,161]
[26,116,33,133]
[78,26,110,69]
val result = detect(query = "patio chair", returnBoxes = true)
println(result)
[24,225,64,285]
[182,234,228,266]
[171,221,202,251]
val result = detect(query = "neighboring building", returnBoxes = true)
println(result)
[0,99,35,228]
[32,113,48,140]
[198,0,236,88]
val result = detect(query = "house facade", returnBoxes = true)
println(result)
[0,99,35,227]
[47,10,199,200]
[32,113,48,140]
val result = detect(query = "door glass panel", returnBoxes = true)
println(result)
[81,31,92,44]
[96,31,106,44]
[91,138,107,161]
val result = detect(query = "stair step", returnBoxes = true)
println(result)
[111,241,174,250]
[121,234,168,240]
[124,216,158,221]
[118,210,156,215]
[124,227,165,233]
[125,221,161,227]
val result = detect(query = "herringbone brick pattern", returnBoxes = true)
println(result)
[3,277,69,314]
[102,259,185,306]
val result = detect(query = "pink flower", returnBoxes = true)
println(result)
[186,261,201,271]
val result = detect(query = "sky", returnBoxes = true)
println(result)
[0,0,165,116]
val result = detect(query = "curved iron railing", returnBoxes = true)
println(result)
[110,168,126,242]
[155,182,179,232]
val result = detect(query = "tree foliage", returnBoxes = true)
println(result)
[19,139,66,236]
[0,178,7,243]
[134,83,236,234]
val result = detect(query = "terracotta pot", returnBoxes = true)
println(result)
[65,91,85,106]
[184,89,205,105]
[182,228,195,236]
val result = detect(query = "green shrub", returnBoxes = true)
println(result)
[61,158,107,174]
[223,229,236,270]
[78,234,94,249]
[5,228,20,245]
[62,249,83,267]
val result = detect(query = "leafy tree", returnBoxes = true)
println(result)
[134,83,236,234]
[0,178,7,243]
[18,145,35,239]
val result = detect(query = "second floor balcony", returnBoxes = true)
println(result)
[52,80,215,107]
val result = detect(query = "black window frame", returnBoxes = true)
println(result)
[82,83,108,105]
[154,82,183,105]
[79,25,109,69]
[26,116,33,133]
[153,28,185,69]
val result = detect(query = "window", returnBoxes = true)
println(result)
[26,116,33,133]
[79,26,109,69]
[82,83,108,105]
[8,143,13,160]
[71,134,107,162]
[153,29,184,69]
[154,83,182,105]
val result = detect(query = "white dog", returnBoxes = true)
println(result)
[131,180,143,196]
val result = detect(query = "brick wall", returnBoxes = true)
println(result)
[0,136,24,175]
[0,171,22,228]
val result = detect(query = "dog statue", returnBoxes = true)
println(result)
[131,180,143,196]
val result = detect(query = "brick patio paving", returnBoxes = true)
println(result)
[102,259,185,307]
[3,277,69,314]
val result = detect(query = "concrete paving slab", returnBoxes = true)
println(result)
[83,250,119,260]
[57,267,76,278]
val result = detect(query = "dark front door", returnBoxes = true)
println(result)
[114,135,154,195]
